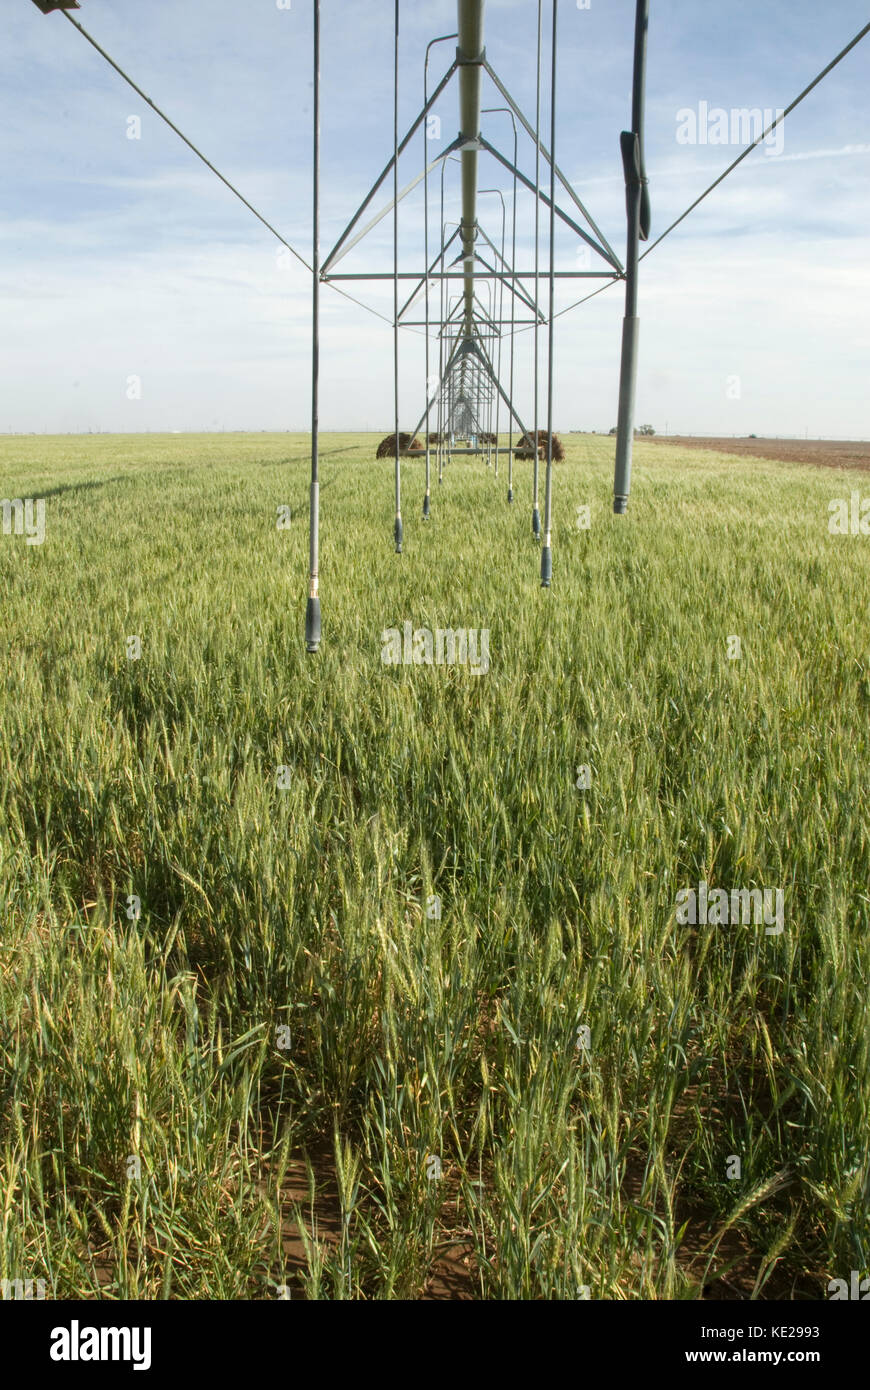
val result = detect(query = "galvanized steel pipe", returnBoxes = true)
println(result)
[457,0,485,343]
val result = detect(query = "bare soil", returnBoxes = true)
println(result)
[650,436,870,472]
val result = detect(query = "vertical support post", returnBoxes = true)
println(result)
[457,0,485,342]
[505,115,518,501]
[305,0,322,653]
[438,191,447,486]
[479,186,506,479]
[422,37,456,516]
[494,197,504,477]
[531,0,542,538]
[437,296,445,483]
[423,66,431,518]
[541,0,557,587]
[613,0,649,514]
[393,0,403,552]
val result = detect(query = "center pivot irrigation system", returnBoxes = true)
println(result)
[31,0,870,654]
[310,0,651,654]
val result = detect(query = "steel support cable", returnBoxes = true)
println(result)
[640,16,870,260]
[540,16,870,331]
[59,7,422,336]
[61,10,310,271]
[482,61,622,270]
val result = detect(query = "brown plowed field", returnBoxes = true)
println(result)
[651,436,870,471]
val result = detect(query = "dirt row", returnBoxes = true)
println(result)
[648,436,870,471]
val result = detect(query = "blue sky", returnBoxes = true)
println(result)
[1,0,868,437]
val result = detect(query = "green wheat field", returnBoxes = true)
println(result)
[1,431,868,1300]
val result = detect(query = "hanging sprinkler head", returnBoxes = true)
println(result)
[305,594,321,654]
